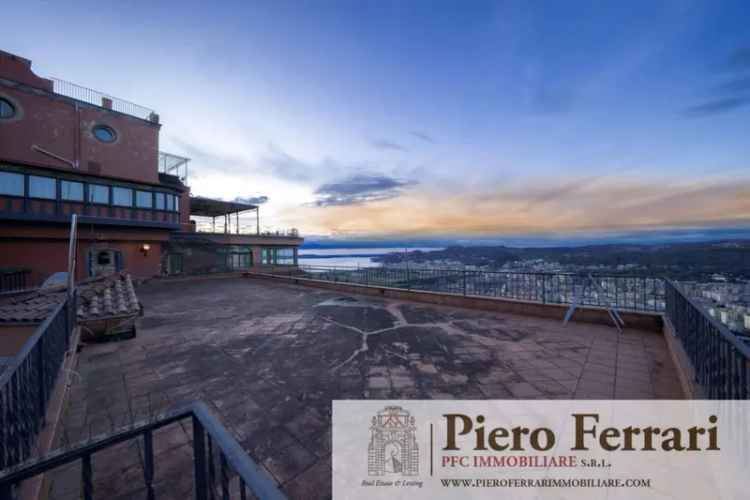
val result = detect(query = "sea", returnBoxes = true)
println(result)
[297,247,441,268]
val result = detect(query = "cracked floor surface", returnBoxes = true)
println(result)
[46,277,683,499]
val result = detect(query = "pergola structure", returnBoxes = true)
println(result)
[189,196,259,235]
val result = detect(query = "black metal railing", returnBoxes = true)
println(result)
[0,294,76,472]
[283,265,665,312]
[0,269,30,294]
[0,401,286,500]
[50,78,157,121]
[665,280,750,399]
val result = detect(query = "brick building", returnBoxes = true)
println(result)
[0,50,301,288]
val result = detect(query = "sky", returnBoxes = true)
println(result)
[5,1,750,242]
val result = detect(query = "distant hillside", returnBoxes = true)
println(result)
[373,240,750,280]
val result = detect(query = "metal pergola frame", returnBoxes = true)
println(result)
[188,196,260,235]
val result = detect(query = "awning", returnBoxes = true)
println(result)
[189,196,257,218]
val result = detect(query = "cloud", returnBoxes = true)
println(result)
[411,131,436,143]
[715,76,750,93]
[727,47,750,71]
[286,175,750,237]
[313,174,417,206]
[684,97,750,117]
[530,84,574,114]
[684,47,750,118]
[370,139,409,152]
[233,195,269,205]
[262,146,318,182]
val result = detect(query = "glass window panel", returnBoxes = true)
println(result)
[0,98,16,119]
[261,248,272,265]
[155,192,165,210]
[113,187,133,207]
[29,175,56,199]
[166,194,175,211]
[276,248,294,265]
[93,125,116,143]
[61,180,84,201]
[88,184,109,204]
[0,171,24,196]
[136,190,153,208]
[174,195,180,212]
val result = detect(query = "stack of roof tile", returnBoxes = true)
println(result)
[0,273,140,324]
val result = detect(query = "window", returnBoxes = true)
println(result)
[0,171,24,196]
[97,251,111,265]
[88,249,123,277]
[136,190,153,208]
[113,187,133,206]
[29,175,56,199]
[88,184,109,204]
[0,98,16,119]
[222,246,252,270]
[276,248,295,265]
[174,195,180,212]
[61,180,84,201]
[155,192,165,210]
[261,248,272,265]
[261,248,295,265]
[93,124,117,143]
[166,194,175,211]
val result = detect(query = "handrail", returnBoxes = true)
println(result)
[50,78,156,122]
[0,401,286,500]
[297,264,661,278]
[0,294,76,471]
[667,280,750,358]
[665,280,750,399]
[0,300,68,388]
[289,265,666,313]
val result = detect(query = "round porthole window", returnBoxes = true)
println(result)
[0,98,16,119]
[93,124,117,143]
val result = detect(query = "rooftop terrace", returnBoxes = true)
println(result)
[45,277,682,499]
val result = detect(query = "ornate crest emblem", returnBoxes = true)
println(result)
[367,406,419,476]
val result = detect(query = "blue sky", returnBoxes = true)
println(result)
[5,1,750,239]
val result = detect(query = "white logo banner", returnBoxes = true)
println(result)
[333,400,749,499]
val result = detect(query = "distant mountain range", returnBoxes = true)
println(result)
[373,240,750,280]
[300,226,750,250]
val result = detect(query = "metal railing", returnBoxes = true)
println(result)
[288,265,665,312]
[191,225,301,238]
[158,151,189,183]
[0,294,76,472]
[0,401,286,500]
[665,280,750,399]
[0,269,30,294]
[51,78,157,122]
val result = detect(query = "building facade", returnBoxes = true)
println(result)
[0,50,301,287]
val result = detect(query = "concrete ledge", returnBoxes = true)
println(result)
[244,272,664,333]
[662,317,703,399]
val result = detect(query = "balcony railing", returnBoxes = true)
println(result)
[287,265,665,312]
[51,78,157,122]
[158,151,190,184]
[0,401,286,500]
[665,280,750,399]
[0,294,77,471]
[191,224,301,238]
[0,269,31,294]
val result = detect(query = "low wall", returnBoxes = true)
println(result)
[244,272,664,333]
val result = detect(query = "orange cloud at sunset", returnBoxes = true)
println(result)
[281,176,750,237]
